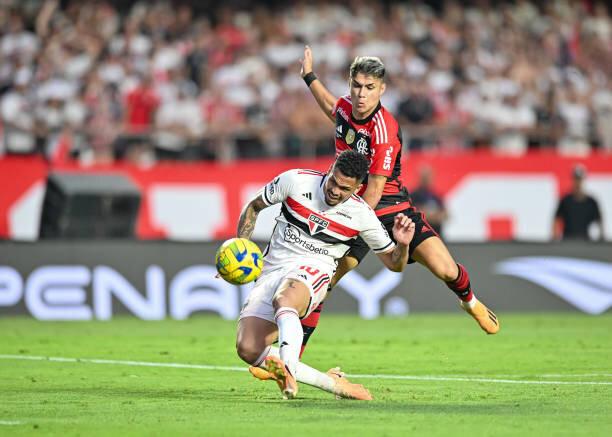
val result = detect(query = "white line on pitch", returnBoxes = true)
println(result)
[1,354,611,386]
[0,354,246,372]
[0,420,24,426]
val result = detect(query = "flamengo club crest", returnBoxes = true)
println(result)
[307,213,330,235]
[345,128,355,144]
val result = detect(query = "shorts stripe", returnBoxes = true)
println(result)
[313,279,330,294]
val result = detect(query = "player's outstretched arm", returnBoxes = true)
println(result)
[361,174,387,210]
[376,214,415,272]
[237,194,269,239]
[301,45,337,123]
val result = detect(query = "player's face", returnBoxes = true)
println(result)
[349,73,386,119]
[323,168,362,206]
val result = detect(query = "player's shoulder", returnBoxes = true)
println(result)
[336,94,352,108]
[280,168,325,183]
[375,105,399,130]
[345,194,377,216]
[295,168,325,177]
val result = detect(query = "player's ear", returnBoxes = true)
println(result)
[354,183,363,194]
[380,81,386,95]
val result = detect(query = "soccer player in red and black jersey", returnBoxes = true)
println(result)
[298,45,499,349]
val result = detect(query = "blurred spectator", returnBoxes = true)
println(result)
[531,89,565,150]
[410,165,447,236]
[557,86,592,156]
[490,92,536,156]
[0,0,611,161]
[397,78,435,151]
[153,80,204,160]
[553,164,604,241]
[123,73,159,136]
[0,69,37,154]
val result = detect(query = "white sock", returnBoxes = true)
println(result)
[461,296,477,309]
[274,307,302,377]
[264,346,335,393]
[252,345,271,367]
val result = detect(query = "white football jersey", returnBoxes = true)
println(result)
[259,169,394,272]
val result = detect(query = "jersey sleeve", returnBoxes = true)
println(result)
[331,97,342,117]
[261,170,296,206]
[369,113,401,177]
[359,207,395,254]
[331,95,351,118]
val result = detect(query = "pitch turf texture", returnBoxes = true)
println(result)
[1,315,610,436]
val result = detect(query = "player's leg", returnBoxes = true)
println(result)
[299,239,368,357]
[376,207,499,334]
[236,316,278,366]
[299,302,323,358]
[237,270,370,399]
[253,345,371,400]
[411,235,500,334]
[272,277,311,373]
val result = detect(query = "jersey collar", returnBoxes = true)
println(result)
[351,101,382,125]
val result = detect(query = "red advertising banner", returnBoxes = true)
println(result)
[1,152,611,241]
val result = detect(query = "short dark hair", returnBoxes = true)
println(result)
[334,150,369,183]
[350,56,386,81]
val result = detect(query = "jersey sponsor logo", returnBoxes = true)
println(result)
[302,192,312,200]
[307,214,330,235]
[345,128,355,145]
[283,226,330,255]
[358,128,370,137]
[335,210,352,219]
[356,137,368,155]
[383,146,394,170]
[336,124,343,137]
[336,106,349,121]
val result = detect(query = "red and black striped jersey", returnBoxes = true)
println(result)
[332,95,411,216]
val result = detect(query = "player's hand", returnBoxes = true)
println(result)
[392,213,416,246]
[300,45,313,77]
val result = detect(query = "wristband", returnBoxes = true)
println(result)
[303,72,318,87]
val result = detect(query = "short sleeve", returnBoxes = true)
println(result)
[369,114,400,177]
[261,170,296,206]
[359,208,395,253]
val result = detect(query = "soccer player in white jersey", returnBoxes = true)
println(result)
[235,150,415,400]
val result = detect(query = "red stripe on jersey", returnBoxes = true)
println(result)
[375,201,412,217]
[298,170,325,176]
[286,197,359,237]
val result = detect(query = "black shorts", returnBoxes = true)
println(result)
[348,205,439,264]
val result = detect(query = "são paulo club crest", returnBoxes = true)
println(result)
[307,213,330,235]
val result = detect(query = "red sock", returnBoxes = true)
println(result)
[299,303,323,358]
[445,263,474,302]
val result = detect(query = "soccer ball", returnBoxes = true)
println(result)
[215,238,264,285]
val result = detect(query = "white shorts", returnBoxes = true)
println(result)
[239,263,333,323]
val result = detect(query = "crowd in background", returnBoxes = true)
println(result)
[1,0,611,165]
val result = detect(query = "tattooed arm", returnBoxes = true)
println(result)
[237,194,269,239]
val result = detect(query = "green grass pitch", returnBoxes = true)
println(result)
[1,314,611,436]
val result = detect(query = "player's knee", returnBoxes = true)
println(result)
[439,262,460,282]
[235,340,264,365]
